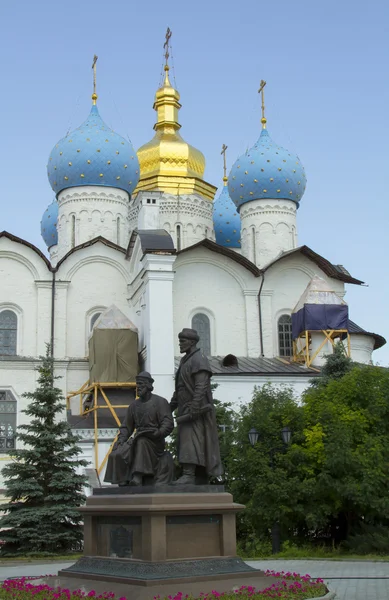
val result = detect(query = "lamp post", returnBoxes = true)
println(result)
[248,425,292,554]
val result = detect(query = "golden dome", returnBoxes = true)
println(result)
[135,67,216,201]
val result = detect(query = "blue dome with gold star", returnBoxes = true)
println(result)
[213,184,241,248]
[47,105,140,196]
[228,128,307,210]
[41,199,58,248]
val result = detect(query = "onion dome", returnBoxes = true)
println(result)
[41,200,58,248]
[135,65,216,201]
[213,183,241,248]
[228,126,307,210]
[47,105,140,196]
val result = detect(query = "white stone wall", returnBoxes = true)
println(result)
[159,193,215,249]
[261,253,346,358]
[240,199,297,268]
[173,247,260,357]
[213,375,313,411]
[349,334,375,364]
[55,242,135,358]
[57,186,130,259]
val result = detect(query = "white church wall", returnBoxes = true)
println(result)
[213,374,313,411]
[159,193,215,249]
[0,237,52,357]
[262,254,345,357]
[57,186,130,260]
[57,243,134,358]
[349,334,375,365]
[173,249,254,357]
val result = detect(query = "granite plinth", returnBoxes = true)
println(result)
[93,485,225,495]
[59,556,261,585]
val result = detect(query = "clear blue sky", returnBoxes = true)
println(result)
[1,0,388,363]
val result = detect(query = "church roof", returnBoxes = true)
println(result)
[348,320,386,350]
[178,238,261,277]
[55,236,126,270]
[174,355,320,376]
[126,229,176,259]
[262,245,364,285]
[0,231,52,269]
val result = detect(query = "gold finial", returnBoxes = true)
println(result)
[221,144,228,186]
[258,79,267,129]
[92,54,98,105]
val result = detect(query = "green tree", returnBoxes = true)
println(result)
[301,363,389,544]
[226,384,308,551]
[0,349,88,556]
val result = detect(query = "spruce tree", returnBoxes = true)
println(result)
[0,349,88,556]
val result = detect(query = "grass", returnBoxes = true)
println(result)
[246,544,389,561]
[0,553,82,563]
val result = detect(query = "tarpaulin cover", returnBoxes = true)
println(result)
[292,276,349,339]
[88,305,139,383]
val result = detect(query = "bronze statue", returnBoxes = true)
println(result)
[104,372,174,486]
[171,328,223,484]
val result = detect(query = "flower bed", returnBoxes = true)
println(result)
[0,571,331,600]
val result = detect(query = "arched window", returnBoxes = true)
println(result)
[192,313,211,356]
[278,314,293,357]
[176,225,182,251]
[90,312,102,333]
[0,310,17,356]
[0,390,16,451]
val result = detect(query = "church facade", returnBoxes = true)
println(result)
[0,53,384,482]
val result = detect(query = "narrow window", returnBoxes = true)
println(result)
[0,390,16,452]
[116,217,121,246]
[0,310,17,356]
[90,312,102,333]
[278,314,293,357]
[192,313,211,356]
[176,225,182,251]
[251,227,256,263]
[71,215,76,248]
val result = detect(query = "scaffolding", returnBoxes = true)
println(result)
[67,381,136,477]
[293,329,351,367]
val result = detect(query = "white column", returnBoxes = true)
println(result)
[54,281,70,359]
[243,290,260,356]
[141,254,176,400]
[310,332,331,366]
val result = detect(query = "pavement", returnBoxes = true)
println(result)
[1,558,389,599]
[247,559,389,600]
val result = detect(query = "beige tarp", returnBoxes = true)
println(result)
[88,306,139,383]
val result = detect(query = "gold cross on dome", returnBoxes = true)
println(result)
[91,55,98,104]
[221,144,228,179]
[258,79,267,128]
[164,27,172,66]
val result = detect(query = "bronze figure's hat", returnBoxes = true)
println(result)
[136,371,155,383]
[178,328,199,342]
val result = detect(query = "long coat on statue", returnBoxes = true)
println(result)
[104,393,174,484]
[174,348,223,477]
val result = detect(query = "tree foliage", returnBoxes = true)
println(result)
[222,353,389,553]
[0,349,88,556]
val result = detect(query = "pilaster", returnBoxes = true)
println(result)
[141,253,176,400]
[243,290,260,356]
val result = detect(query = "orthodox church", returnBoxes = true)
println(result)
[0,41,385,481]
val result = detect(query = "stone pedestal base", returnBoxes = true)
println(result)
[60,488,266,587]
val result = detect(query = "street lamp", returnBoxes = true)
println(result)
[281,426,292,445]
[248,424,292,554]
[248,427,259,446]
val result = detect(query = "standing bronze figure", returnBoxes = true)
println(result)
[171,328,223,484]
[104,371,174,486]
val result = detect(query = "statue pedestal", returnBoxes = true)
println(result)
[59,486,268,588]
